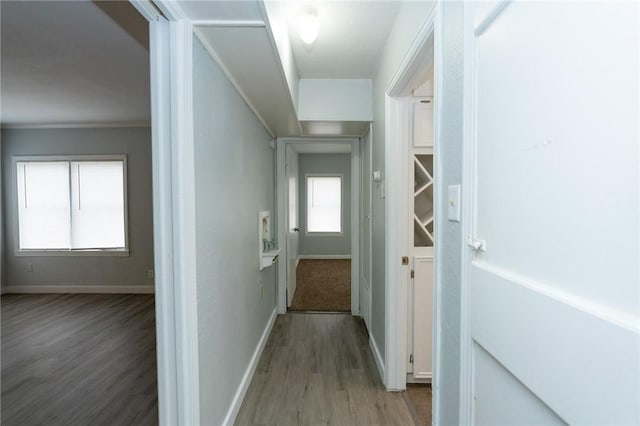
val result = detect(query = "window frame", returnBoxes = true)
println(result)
[12,155,129,257]
[304,173,344,237]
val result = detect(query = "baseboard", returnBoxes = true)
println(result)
[370,334,385,384]
[3,285,154,294]
[297,255,352,260]
[222,307,277,426]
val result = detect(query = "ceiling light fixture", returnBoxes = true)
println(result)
[297,8,319,44]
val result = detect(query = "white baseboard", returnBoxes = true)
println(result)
[3,285,154,294]
[222,307,277,426]
[297,255,352,260]
[370,334,385,384]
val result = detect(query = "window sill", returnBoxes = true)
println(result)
[15,249,130,257]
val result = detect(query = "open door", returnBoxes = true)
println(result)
[285,144,299,307]
[465,2,639,424]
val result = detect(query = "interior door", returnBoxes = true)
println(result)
[285,145,299,307]
[359,128,372,330]
[467,2,639,424]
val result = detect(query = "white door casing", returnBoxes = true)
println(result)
[285,144,299,307]
[360,126,372,330]
[463,2,639,424]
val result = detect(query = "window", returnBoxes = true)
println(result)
[15,156,127,255]
[306,176,342,233]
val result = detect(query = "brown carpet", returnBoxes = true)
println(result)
[405,384,432,426]
[289,259,351,312]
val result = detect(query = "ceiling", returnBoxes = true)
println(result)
[0,1,149,127]
[283,1,401,78]
[0,0,402,136]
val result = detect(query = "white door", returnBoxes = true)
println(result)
[359,129,372,330]
[285,145,299,307]
[466,2,639,424]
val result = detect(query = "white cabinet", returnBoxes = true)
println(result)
[409,256,433,379]
[413,99,433,147]
[407,97,434,383]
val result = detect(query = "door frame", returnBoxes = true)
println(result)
[132,1,200,425]
[383,0,441,413]
[276,137,360,315]
[360,124,373,329]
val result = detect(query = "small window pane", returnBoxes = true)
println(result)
[307,176,341,233]
[71,161,125,249]
[17,162,71,249]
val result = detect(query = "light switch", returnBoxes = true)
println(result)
[448,185,461,222]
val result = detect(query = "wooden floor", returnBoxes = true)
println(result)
[405,384,432,426]
[236,313,415,426]
[1,294,158,426]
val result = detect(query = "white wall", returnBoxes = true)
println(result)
[1,127,154,290]
[297,79,372,122]
[370,0,435,365]
[192,36,277,425]
[297,153,351,256]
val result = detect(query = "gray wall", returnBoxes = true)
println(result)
[370,0,435,363]
[193,36,277,425]
[436,2,465,423]
[1,127,154,289]
[297,153,351,256]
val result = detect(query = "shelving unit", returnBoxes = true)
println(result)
[413,154,434,247]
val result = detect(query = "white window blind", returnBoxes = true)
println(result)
[306,176,342,233]
[16,158,126,252]
[17,162,71,249]
[70,161,125,249]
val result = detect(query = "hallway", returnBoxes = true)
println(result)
[236,314,415,425]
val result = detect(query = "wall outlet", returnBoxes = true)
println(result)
[147,269,154,279]
[27,263,33,272]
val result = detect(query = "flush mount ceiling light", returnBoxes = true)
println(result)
[297,8,319,44]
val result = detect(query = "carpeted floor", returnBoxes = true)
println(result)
[405,384,432,426]
[289,259,351,312]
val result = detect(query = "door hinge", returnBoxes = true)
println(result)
[401,256,409,265]
[410,270,415,279]
[409,354,414,364]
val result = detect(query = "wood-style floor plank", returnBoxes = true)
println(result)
[235,313,416,426]
[1,294,158,426]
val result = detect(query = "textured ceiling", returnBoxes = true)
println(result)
[0,1,149,126]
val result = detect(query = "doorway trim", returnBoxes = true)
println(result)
[276,137,360,315]
[134,1,200,425]
[383,0,440,412]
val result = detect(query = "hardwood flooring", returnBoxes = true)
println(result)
[405,384,432,426]
[235,313,415,426]
[1,294,158,426]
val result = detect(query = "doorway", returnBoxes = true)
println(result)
[276,138,360,315]
[383,5,438,426]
